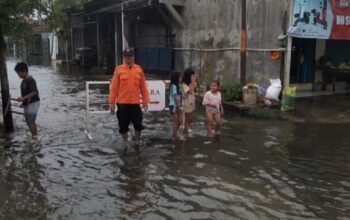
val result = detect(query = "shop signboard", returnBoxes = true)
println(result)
[288,0,350,40]
[145,80,166,112]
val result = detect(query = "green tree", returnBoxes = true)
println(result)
[0,0,46,132]
[46,0,84,39]
[45,0,84,65]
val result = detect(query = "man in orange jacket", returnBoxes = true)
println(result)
[109,48,149,148]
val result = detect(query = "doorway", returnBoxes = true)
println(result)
[290,38,316,84]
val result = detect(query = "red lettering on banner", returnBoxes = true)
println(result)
[330,0,350,39]
[149,101,160,104]
[336,0,350,8]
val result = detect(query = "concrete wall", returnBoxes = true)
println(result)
[174,0,291,85]
[246,0,290,84]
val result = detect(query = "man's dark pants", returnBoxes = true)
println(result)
[116,104,143,134]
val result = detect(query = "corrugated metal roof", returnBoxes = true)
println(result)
[92,0,150,13]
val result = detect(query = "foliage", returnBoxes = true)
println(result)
[221,81,242,101]
[0,0,47,42]
[0,0,47,130]
[202,70,212,86]
[0,0,84,43]
[45,0,84,39]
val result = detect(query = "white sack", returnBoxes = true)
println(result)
[265,79,282,101]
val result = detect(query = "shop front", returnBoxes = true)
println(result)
[286,0,350,93]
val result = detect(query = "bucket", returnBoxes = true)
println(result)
[243,87,258,105]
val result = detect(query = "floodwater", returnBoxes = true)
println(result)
[0,60,350,220]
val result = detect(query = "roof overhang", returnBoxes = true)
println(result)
[158,0,185,27]
[93,0,150,13]
[85,0,186,28]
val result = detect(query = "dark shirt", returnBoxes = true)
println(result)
[21,76,40,106]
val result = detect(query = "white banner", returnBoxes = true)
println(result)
[146,80,166,112]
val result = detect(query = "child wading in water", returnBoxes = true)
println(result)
[181,68,197,140]
[202,80,224,138]
[14,62,40,144]
[169,71,182,140]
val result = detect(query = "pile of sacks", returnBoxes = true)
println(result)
[264,79,282,104]
[242,79,295,111]
[241,79,282,106]
[261,79,296,111]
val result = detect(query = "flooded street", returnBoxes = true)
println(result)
[1,60,350,219]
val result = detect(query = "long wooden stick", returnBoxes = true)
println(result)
[5,98,24,116]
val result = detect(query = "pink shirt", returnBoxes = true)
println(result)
[202,91,221,113]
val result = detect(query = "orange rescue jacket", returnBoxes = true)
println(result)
[108,64,150,105]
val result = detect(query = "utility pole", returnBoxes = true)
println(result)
[0,27,14,132]
[122,3,125,50]
[240,0,247,87]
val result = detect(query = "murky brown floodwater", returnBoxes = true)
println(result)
[0,60,349,220]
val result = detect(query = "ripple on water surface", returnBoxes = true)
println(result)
[0,61,349,219]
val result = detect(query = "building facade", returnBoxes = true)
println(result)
[174,0,290,85]
[69,0,292,86]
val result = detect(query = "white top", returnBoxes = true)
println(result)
[202,91,221,113]
[181,83,195,113]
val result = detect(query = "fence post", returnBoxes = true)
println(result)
[85,82,90,134]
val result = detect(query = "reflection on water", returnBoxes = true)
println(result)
[0,61,350,219]
[0,143,48,219]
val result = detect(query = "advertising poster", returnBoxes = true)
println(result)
[288,0,350,40]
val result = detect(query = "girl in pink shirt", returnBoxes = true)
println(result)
[202,81,224,137]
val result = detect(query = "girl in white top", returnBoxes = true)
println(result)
[181,68,197,140]
[202,80,224,137]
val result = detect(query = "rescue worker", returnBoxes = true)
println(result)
[109,48,149,148]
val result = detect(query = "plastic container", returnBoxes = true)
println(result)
[281,87,296,111]
[243,85,258,105]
